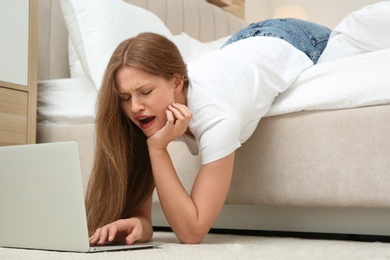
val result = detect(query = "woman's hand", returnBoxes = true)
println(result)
[89,218,144,246]
[147,103,192,149]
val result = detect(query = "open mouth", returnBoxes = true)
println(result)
[138,116,156,129]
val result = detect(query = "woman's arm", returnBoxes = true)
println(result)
[147,103,235,243]
[89,194,153,245]
[149,147,235,244]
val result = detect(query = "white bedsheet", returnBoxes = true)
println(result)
[266,48,390,117]
[37,48,390,126]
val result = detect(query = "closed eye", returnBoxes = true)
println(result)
[141,90,152,96]
[118,88,152,101]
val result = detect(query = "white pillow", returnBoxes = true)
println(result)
[171,33,231,63]
[68,38,86,78]
[60,0,173,90]
[67,30,231,80]
[37,78,97,125]
[318,2,390,63]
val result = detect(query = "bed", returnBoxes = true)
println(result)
[37,0,390,237]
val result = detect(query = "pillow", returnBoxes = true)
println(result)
[60,0,173,90]
[173,33,231,62]
[318,2,390,63]
[37,78,97,125]
[171,33,232,63]
[67,30,232,79]
[68,38,86,78]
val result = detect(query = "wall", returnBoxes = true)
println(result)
[0,0,30,86]
[245,0,385,29]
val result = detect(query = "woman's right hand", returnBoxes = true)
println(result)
[89,217,144,246]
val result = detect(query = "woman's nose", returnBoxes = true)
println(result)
[131,97,145,112]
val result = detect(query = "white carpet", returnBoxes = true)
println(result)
[1,231,390,260]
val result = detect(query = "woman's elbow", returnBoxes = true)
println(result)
[179,236,204,244]
[177,230,208,244]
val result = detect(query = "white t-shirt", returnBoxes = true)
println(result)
[180,37,313,165]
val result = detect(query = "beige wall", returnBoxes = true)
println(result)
[245,0,385,28]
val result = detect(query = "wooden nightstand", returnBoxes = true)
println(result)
[0,0,38,146]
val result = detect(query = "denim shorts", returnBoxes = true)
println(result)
[222,18,331,64]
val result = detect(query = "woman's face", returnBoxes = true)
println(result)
[116,66,182,137]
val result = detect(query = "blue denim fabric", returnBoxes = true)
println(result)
[222,18,331,64]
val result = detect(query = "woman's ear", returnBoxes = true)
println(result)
[173,74,185,93]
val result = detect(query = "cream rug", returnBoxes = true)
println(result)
[1,231,390,260]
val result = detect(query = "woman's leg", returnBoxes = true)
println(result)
[222,18,331,64]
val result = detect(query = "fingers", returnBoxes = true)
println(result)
[125,224,142,245]
[167,103,192,128]
[169,103,192,120]
[89,224,118,246]
[89,218,143,246]
[148,103,192,148]
[89,227,105,245]
[165,107,175,124]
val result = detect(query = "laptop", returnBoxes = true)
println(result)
[0,141,160,252]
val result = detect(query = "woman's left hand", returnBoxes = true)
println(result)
[147,103,192,149]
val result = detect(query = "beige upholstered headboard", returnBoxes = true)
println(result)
[38,0,246,81]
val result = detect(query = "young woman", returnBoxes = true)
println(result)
[87,18,331,245]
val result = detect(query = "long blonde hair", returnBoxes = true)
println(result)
[86,32,189,235]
